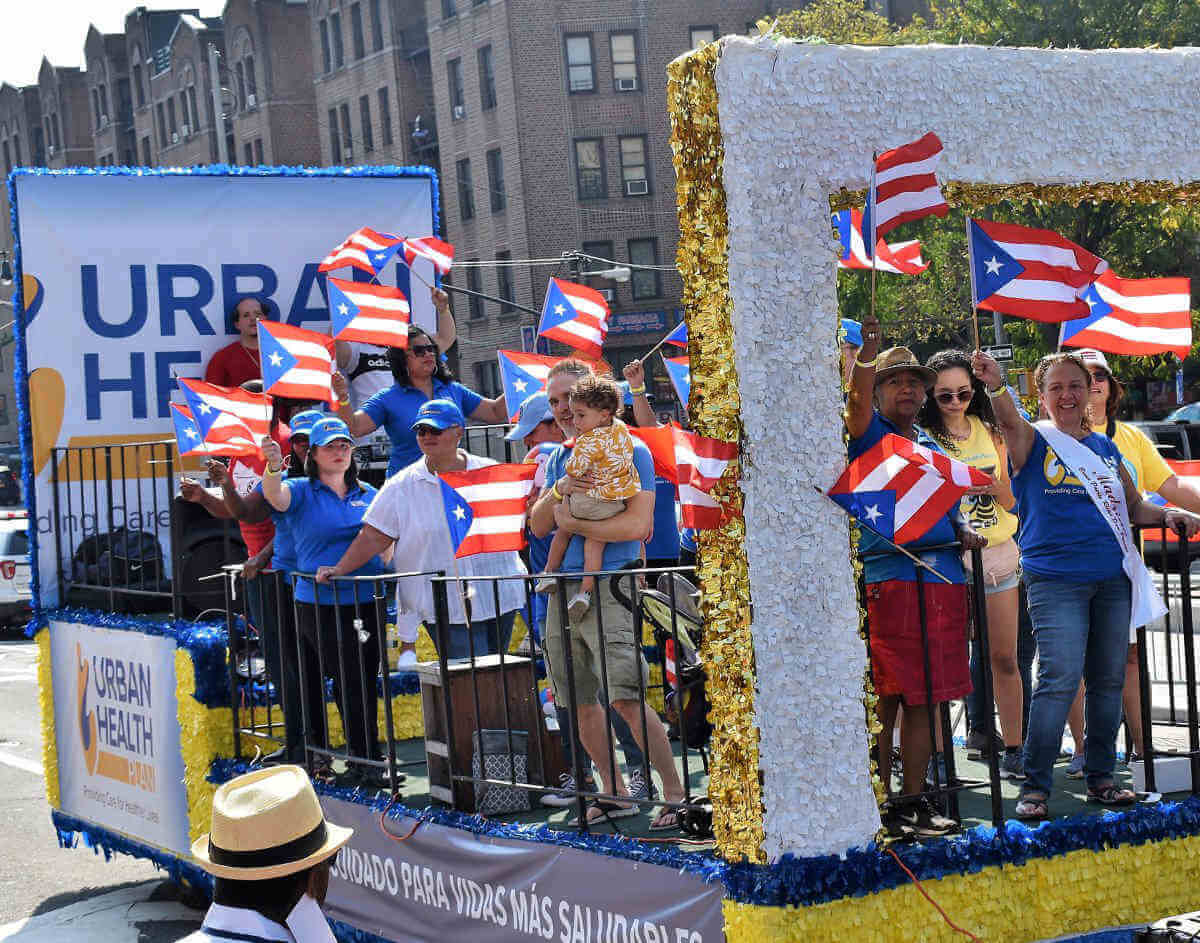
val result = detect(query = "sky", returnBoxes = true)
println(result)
[1,0,224,88]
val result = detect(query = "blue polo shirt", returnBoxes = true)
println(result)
[543,441,656,572]
[254,479,297,582]
[282,477,387,604]
[362,379,484,478]
[848,412,965,585]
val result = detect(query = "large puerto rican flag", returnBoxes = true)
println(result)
[177,379,273,451]
[833,209,928,275]
[258,320,337,404]
[1060,271,1192,359]
[327,276,411,348]
[828,433,991,544]
[628,424,739,530]
[538,278,611,359]
[968,218,1108,323]
[318,227,405,277]
[439,463,539,557]
[497,350,560,420]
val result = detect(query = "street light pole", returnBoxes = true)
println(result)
[207,43,230,165]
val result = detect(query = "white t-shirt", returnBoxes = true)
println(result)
[363,452,528,624]
[343,342,394,407]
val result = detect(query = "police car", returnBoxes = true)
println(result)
[0,509,31,627]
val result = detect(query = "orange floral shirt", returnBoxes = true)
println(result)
[565,418,641,501]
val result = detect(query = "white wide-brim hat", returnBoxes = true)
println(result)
[191,765,353,880]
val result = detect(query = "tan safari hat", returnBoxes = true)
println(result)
[873,346,936,387]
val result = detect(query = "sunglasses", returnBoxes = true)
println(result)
[415,425,446,437]
[408,343,438,357]
[1088,371,1109,383]
[934,390,974,404]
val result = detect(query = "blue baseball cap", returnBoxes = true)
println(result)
[309,417,353,447]
[289,409,325,438]
[411,398,465,431]
[840,318,863,348]
[505,392,554,441]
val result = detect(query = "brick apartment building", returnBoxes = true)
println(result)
[37,59,93,170]
[309,0,438,168]
[145,14,225,166]
[223,0,321,167]
[424,0,773,405]
[84,27,136,166]
[124,8,202,166]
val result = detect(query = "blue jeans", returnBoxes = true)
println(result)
[1021,572,1131,797]
[440,610,517,662]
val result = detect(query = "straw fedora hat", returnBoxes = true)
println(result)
[873,346,936,387]
[191,766,353,880]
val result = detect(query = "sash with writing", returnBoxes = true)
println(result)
[1036,421,1166,630]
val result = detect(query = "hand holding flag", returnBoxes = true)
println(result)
[439,463,539,557]
[258,320,337,404]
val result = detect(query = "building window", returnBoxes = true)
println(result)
[618,135,648,196]
[52,113,62,149]
[369,0,384,51]
[456,157,474,220]
[581,240,615,292]
[629,238,661,299]
[466,264,484,319]
[100,85,109,118]
[236,61,246,110]
[179,92,190,132]
[447,59,465,118]
[496,250,514,313]
[486,147,505,213]
[689,26,717,48]
[167,98,177,138]
[573,138,605,200]
[610,32,638,91]
[442,0,457,19]
[11,134,20,166]
[255,139,264,163]
[331,12,345,68]
[359,95,374,152]
[564,34,595,93]
[319,20,332,73]
[246,56,258,102]
[2,142,10,176]
[188,86,199,131]
[350,4,366,59]
[329,107,341,163]
[474,361,501,397]
[478,45,496,111]
[141,136,151,164]
[244,141,254,164]
[91,89,101,127]
[339,102,352,157]
[156,103,166,148]
[378,87,393,145]
[133,63,145,107]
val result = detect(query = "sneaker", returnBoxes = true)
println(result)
[1066,752,1085,779]
[880,804,914,839]
[895,797,958,838]
[966,730,1003,760]
[567,591,592,625]
[998,750,1026,781]
[626,768,658,802]
[541,772,595,808]
[534,577,557,595]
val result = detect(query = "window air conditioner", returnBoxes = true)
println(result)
[598,287,615,302]
[171,131,179,143]
[247,93,257,108]
[624,178,648,196]
[616,77,637,92]
[452,104,465,119]
[181,123,190,136]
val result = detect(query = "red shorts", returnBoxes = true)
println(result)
[865,580,971,706]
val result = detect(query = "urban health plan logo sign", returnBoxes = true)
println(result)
[51,621,190,855]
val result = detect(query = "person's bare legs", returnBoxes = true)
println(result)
[987,585,1024,746]
[877,694,901,798]
[538,529,571,586]
[580,536,605,596]
[575,701,630,799]
[611,698,685,801]
[1122,643,1144,756]
[900,700,935,797]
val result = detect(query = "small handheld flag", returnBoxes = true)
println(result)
[318,228,404,277]
[828,433,991,544]
[968,218,1107,323]
[178,379,273,447]
[663,355,691,409]
[861,132,949,256]
[538,278,611,359]
[1060,271,1192,360]
[439,463,539,557]
[258,320,336,404]
[402,236,454,276]
[664,322,688,348]
[170,403,256,457]
[497,350,560,420]
[833,209,928,274]
[327,276,411,348]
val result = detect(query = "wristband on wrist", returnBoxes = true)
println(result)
[629,385,647,396]
[987,385,1007,397]
[338,397,351,407]
[264,464,283,477]
[854,354,879,369]
[551,482,563,502]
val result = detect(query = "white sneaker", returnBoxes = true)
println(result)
[534,577,557,594]
[396,649,418,667]
[567,591,592,625]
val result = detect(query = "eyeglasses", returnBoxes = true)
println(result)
[408,344,438,357]
[1088,371,1109,383]
[934,390,974,404]
[415,425,446,437]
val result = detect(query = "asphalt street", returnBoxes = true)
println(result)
[0,637,203,941]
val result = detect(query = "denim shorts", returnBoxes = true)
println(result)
[965,538,1020,596]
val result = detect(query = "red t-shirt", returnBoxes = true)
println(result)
[228,423,291,559]
[205,340,262,388]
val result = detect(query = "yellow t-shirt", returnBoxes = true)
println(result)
[944,415,1019,546]
[1095,420,1173,494]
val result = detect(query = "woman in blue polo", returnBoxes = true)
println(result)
[332,324,508,479]
[260,416,387,783]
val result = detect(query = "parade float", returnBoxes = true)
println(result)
[10,36,1200,943]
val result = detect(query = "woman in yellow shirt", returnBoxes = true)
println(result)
[919,350,1026,779]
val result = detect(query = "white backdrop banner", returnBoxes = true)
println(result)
[12,170,437,606]
[48,620,190,855]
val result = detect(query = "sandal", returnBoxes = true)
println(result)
[649,808,683,832]
[1087,783,1136,806]
[1015,793,1048,820]
[568,799,636,827]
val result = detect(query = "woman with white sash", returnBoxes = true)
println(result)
[973,350,1200,820]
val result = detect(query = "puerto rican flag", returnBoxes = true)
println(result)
[439,463,539,557]
[318,228,405,277]
[538,278,611,359]
[327,276,411,348]
[828,433,991,544]
[663,355,691,409]
[177,379,273,450]
[258,320,337,405]
[1059,271,1192,359]
[170,402,256,457]
[663,322,688,348]
[497,350,560,420]
[833,209,928,275]
[629,424,739,530]
[861,132,948,254]
[402,236,454,276]
[968,218,1108,324]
